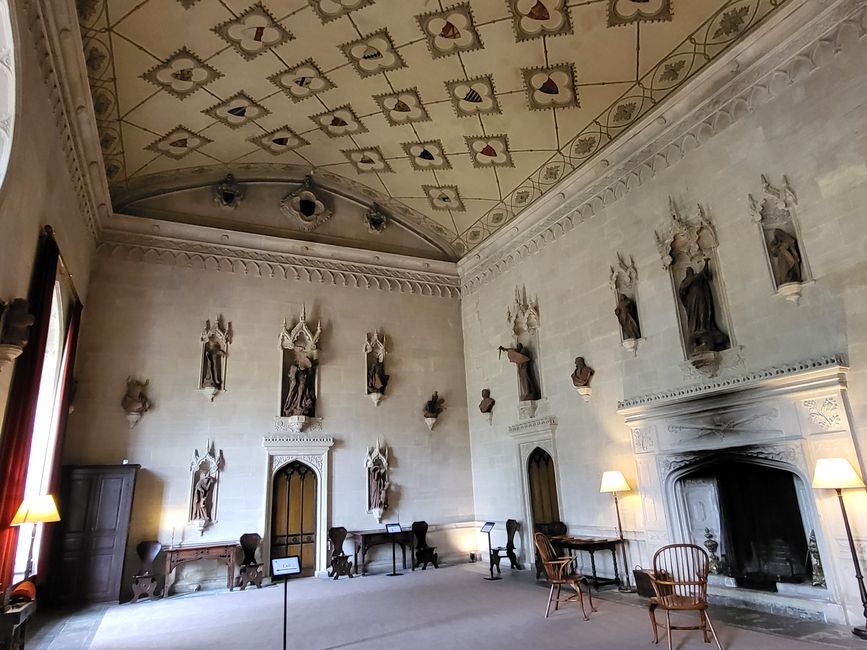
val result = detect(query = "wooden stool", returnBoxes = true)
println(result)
[130,541,161,603]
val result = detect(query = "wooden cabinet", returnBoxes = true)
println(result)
[51,464,139,603]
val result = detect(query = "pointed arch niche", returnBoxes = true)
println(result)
[262,432,334,577]
[509,416,561,567]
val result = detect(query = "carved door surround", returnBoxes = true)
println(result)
[618,355,862,625]
[262,428,334,577]
[509,416,561,568]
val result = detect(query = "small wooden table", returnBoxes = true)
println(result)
[0,601,36,650]
[551,536,622,590]
[348,529,415,575]
[162,541,238,597]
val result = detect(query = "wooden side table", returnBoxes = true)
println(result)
[0,601,36,650]
[162,542,238,597]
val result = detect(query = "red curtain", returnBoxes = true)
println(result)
[0,227,60,588]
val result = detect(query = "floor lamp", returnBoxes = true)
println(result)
[10,494,61,580]
[600,470,635,593]
[812,458,867,640]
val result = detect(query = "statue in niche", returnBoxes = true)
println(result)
[614,293,641,341]
[0,299,35,347]
[192,474,216,521]
[423,392,445,418]
[498,343,540,401]
[479,389,495,414]
[279,307,321,418]
[283,349,317,417]
[678,260,730,354]
[364,331,388,405]
[571,357,594,388]
[189,440,223,534]
[200,316,232,398]
[365,440,389,522]
[768,229,802,285]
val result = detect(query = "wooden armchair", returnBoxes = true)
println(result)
[534,521,567,579]
[237,533,264,590]
[533,532,595,620]
[648,544,722,650]
[130,541,161,603]
[327,527,353,580]
[491,518,522,573]
[411,521,439,569]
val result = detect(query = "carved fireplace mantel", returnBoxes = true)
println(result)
[617,354,864,625]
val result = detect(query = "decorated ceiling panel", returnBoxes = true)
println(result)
[79,0,788,258]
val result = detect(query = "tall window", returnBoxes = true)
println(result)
[12,280,67,580]
[0,0,15,192]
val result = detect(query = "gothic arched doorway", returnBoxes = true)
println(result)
[527,447,560,527]
[271,460,317,576]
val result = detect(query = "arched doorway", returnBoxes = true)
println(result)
[527,447,560,527]
[271,460,317,576]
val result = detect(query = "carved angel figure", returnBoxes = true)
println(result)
[423,392,445,418]
[122,378,151,415]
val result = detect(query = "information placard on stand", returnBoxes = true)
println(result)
[271,555,301,650]
[480,522,501,581]
[385,524,403,576]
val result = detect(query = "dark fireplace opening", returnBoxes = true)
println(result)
[682,461,811,592]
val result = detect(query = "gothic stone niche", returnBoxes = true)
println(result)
[189,440,224,535]
[280,175,333,232]
[656,199,733,373]
[364,330,389,406]
[749,175,811,305]
[279,306,322,424]
[213,173,243,209]
[502,286,542,409]
[609,253,642,352]
[365,439,390,523]
[199,315,232,401]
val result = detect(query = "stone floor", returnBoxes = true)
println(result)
[26,563,864,650]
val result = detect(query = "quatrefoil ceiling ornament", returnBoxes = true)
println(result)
[607,0,673,28]
[268,59,334,102]
[309,0,373,24]
[508,0,573,41]
[213,2,293,60]
[141,48,222,100]
[280,176,333,231]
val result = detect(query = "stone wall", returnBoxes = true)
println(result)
[64,249,474,591]
[458,20,867,623]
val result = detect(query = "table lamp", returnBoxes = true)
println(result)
[812,458,867,640]
[10,494,61,579]
[600,470,635,592]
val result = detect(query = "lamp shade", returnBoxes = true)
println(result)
[10,494,61,526]
[812,458,865,490]
[600,470,631,493]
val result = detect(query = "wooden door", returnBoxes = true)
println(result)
[53,465,139,603]
[527,447,560,526]
[271,461,317,576]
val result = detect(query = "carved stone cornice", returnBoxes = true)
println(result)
[98,216,461,298]
[508,415,557,437]
[24,0,109,241]
[618,354,848,412]
[458,0,867,292]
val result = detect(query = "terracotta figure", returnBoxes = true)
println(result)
[122,378,151,415]
[478,389,495,414]
[678,261,730,353]
[768,228,802,285]
[367,358,389,395]
[615,293,641,340]
[192,474,216,521]
[283,350,316,416]
[423,391,445,418]
[201,338,225,390]
[498,343,540,401]
[571,357,594,388]
[0,299,35,347]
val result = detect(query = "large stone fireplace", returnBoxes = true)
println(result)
[618,355,864,624]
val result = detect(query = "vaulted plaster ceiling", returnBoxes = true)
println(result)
[77,0,787,260]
